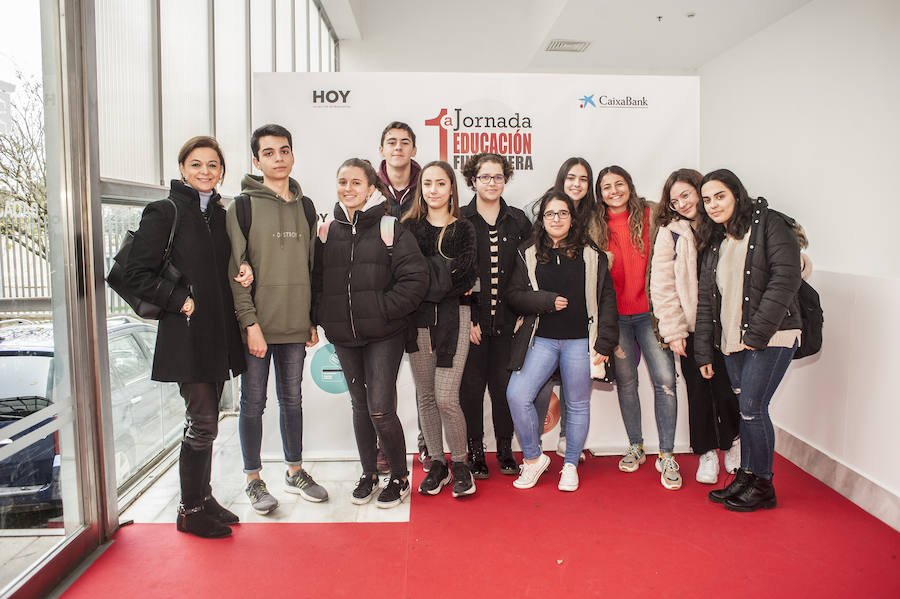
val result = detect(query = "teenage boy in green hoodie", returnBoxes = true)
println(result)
[226,124,326,515]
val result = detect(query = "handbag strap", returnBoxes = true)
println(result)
[161,197,178,262]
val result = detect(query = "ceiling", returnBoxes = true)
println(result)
[323,0,813,74]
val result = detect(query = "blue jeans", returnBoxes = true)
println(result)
[239,343,306,474]
[507,337,592,466]
[614,313,677,453]
[723,342,796,479]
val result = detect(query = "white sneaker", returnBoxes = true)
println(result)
[556,437,586,462]
[556,436,567,458]
[558,463,579,492]
[513,453,551,489]
[724,438,741,474]
[695,450,719,485]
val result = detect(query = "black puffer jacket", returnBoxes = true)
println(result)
[311,201,429,346]
[460,196,532,336]
[507,241,619,378]
[124,180,246,382]
[695,197,802,367]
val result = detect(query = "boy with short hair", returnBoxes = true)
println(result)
[378,121,421,218]
[226,123,326,514]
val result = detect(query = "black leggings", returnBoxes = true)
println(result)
[682,333,740,454]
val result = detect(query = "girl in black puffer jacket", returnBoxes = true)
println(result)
[311,158,428,509]
[695,169,802,513]
[402,160,479,499]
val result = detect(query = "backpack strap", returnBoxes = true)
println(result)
[317,220,333,243]
[300,195,318,237]
[234,194,251,241]
[380,215,397,256]
[161,198,178,261]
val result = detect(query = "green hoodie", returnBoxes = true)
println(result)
[226,174,314,343]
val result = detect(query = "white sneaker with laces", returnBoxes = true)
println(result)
[724,438,741,474]
[558,463,579,492]
[513,453,551,489]
[695,450,719,485]
[556,436,567,458]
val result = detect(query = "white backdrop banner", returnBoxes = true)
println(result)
[252,72,699,460]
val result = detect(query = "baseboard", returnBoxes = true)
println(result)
[776,426,900,532]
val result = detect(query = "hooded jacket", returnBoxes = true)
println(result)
[225,174,315,344]
[311,195,429,346]
[507,241,619,380]
[379,158,421,219]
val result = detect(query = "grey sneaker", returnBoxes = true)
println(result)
[285,468,329,502]
[618,443,646,472]
[246,479,279,515]
[656,454,683,490]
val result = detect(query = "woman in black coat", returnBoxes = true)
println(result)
[125,136,249,538]
[695,169,802,512]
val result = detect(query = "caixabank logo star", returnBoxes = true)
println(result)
[424,107,535,172]
[578,93,648,108]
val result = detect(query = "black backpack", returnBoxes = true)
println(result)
[233,193,318,296]
[792,279,823,360]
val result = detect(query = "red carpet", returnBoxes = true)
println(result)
[62,454,900,599]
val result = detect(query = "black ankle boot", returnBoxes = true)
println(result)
[496,436,518,475]
[176,504,232,538]
[467,438,489,479]
[725,474,777,512]
[202,495,239,524]
[708,469,753,504]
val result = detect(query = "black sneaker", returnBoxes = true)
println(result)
[418,460,450,495]
[351,474,380,505]
[451,461,476,498]
[376,477,410,509]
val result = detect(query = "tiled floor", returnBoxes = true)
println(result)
[120,415,412,525]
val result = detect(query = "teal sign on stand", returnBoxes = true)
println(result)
[310,343,348,394]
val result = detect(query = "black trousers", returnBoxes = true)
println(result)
[178,382,222,508]
[459,333,515,440]
[682,333,740,454]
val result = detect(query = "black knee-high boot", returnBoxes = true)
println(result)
[176,441,231,538]
[198,445,239,525]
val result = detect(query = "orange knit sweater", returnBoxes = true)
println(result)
[607,207,650,315]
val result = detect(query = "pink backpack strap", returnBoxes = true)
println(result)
[317,220,332,243]
[380,215,396,253]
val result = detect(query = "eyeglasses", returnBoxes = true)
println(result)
[668,191,694,211]
[542,210,571,221]
[476,174,505,184]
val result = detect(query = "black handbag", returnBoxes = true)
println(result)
[106,198,181,319]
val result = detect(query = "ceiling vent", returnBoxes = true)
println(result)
[545,39,590,53]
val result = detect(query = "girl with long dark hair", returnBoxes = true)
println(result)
[402,160,479,497]
[596,165,681,490]
[695,169,802,511]
[506,189,618,491]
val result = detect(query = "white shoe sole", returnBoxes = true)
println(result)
[250,501,279,515]
[418,472,451,496]
[661,474,682,490]
[350,487,380,505]
[452,481,476,498]
[376,486,411,509]
[618,454,645,473]
[285,486,329,503]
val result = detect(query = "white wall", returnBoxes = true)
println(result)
[699,0,900,497]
